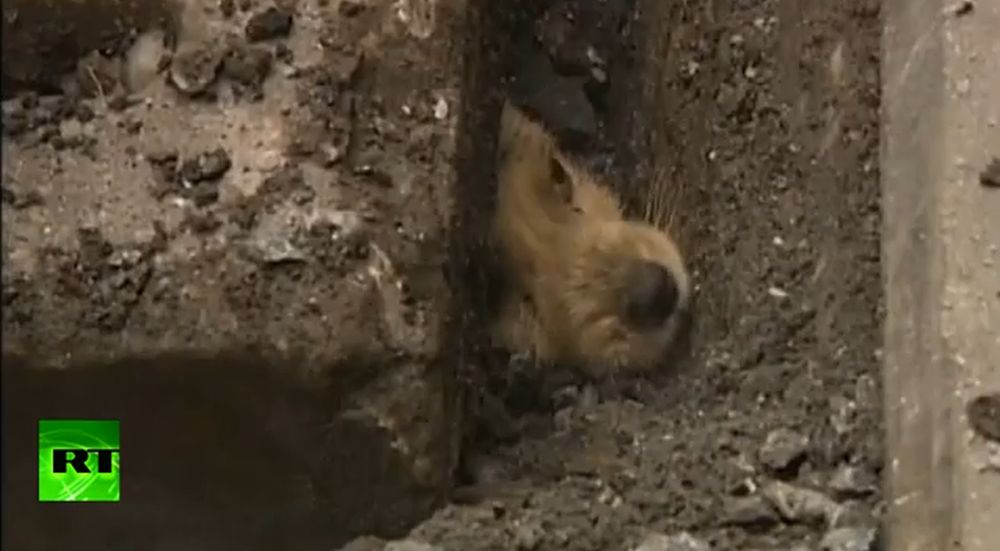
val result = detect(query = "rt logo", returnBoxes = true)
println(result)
[38,420,120,502]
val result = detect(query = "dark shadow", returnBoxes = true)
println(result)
[1,350,438,550]
[443,0,552,483]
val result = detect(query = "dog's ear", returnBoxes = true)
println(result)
[496,99,576,217]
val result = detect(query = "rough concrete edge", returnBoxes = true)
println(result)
[935,1,1000,550]
[3,0,472,545]
[881,0,951,548]
[1,0,182,96]
[882,1,1000,550]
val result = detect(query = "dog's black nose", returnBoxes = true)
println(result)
[621,260,679,329]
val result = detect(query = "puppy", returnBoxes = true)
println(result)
[492,100,690,379]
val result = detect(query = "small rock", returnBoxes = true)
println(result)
[247,236,307,265]
[967,393,1000,442]
[723,495,781,527]
[59,118,84,141]
[173,148,231,206]
[53,117,92,149]
[246,7,294,42]
[980,158,1000,188]
[222,45,273,100]
[762,480,840,526]
[759,428,810,474]
[820,526,877,551]
[634,531,711,551]
[170,45,224,96]
[307,209,363,240]
[181,148,232,183]
[828,465,877,497]
[433,97,449,120]
[185,183,222,207]
[320,143,342,166]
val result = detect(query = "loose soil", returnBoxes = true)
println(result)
[2,0,885,550]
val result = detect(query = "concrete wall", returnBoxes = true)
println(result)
[2,0,468,548]
[882,0,1000,549]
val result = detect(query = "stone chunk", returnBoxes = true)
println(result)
[759,428,810,474]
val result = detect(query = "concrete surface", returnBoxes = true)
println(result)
[1,1,466,548]
[882,0,1000,549]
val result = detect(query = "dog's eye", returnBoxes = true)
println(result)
[621,260,679,329]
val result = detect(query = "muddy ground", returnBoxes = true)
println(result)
[2,0,884,550]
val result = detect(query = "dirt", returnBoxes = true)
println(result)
[2,0,884,550]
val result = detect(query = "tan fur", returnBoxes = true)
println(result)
[492,101,690,378]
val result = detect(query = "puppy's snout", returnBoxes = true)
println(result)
[621,260,679,330]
